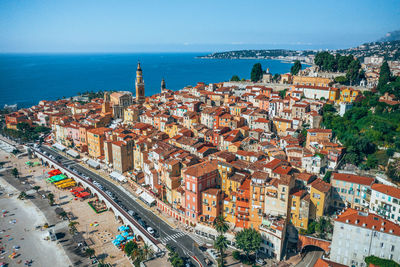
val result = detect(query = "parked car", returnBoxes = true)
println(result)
[128,210,136,217]
[147,227,155,235]
[138,219,146,228]
[255,258,266,266]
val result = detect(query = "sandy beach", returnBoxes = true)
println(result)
[0,178,71,267]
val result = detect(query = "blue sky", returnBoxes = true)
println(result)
[0,0,399,53]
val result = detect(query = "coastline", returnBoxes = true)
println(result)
[196,56,311,65]
[0,176,72,266]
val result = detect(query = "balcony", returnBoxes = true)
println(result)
[266,192,278,198]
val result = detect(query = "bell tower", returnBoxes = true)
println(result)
[161,78,166,93]
[135,62,145,104]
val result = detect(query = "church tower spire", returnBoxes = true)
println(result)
[161,78,166,93]
[135,61,145,104]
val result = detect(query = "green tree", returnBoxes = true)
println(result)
[377,61,391,93]
[365,256,400,267]
[273,73,281,82]
[124,241,138,258]
[214,215,229,234]
[279,89,287,98]
[85,248,95,258]
[315,217,332,239]
[68,221,79,235]
[323,171,332,183]
[17,191,27,200]
[33,185,41,193]
[337,54,353,72]
[235,228,262,260]
[230,75,240,82]
[250,63,263,82]
[11,168,19,178]
[290,60,302,75]
[167,248,184,267]
[214,234,228,267]
[334,76,347,84]
[47,193,55,206]
[346,59,362,85]
[386,148,395,157]
[366,154,378,169]
[59,211,68,220]
[213,215,229,267]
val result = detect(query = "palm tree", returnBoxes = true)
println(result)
[130,246,144,266]
[213,215,229,267]
[214,234,228,267]
[214,215,229,234]
[59,211,68,220]
[68,221,79,235]
[11,168,19,178]
[141,243,153,261]
[47,193,55,206]
[33,185,41,193]
[85,248,95,258]
[17,191,27,200]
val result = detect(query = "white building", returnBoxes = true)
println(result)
[330,208,400,266]
[369,183,400,225]
[301,154,327,174]
[259,214,286,261]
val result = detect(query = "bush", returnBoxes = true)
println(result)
[386,148,395,157]
[365,255,400,267]
[232,250,241,260]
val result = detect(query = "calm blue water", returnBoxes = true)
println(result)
[0,53,297,108]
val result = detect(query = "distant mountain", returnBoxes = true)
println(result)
[200,30,400,61]
[379,30,400,42]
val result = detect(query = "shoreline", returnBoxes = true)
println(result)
[0,177,72,267]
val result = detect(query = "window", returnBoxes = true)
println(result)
[192,183,196,192]
[186,182,190,190]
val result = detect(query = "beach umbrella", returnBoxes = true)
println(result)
[122,232,129,237]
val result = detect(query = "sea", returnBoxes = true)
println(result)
[0,53,299,108]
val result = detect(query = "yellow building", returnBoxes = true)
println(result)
[164,123,180,138]
[273,118,292,136]
[289,190,310,230]
[292,76,332,87]
[124,105,140,124]
[229,106,246,116]
[218,161,233,191]
[308,179,331,219]
[87,127,111,158]
[249,172,268,230]
[183,112,198,129]
[223,194,236,225]
[328,88,340,102]
[338,87,360,103]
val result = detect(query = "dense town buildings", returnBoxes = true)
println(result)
[5,61,400,265]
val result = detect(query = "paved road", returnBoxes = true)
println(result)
[38,145,207,266]
[295,250,323,267]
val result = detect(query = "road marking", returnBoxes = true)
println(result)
[160,232,186,243]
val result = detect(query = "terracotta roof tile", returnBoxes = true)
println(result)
[335,208,400,236]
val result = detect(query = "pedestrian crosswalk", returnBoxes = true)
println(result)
[187,232,207,245]
[159,232,186,243]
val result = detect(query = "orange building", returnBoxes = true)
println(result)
[200,188,222,224]
[236,179,251,229]
[5,112,31,130]
[306,129,332,150]
[87,127,112,158]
